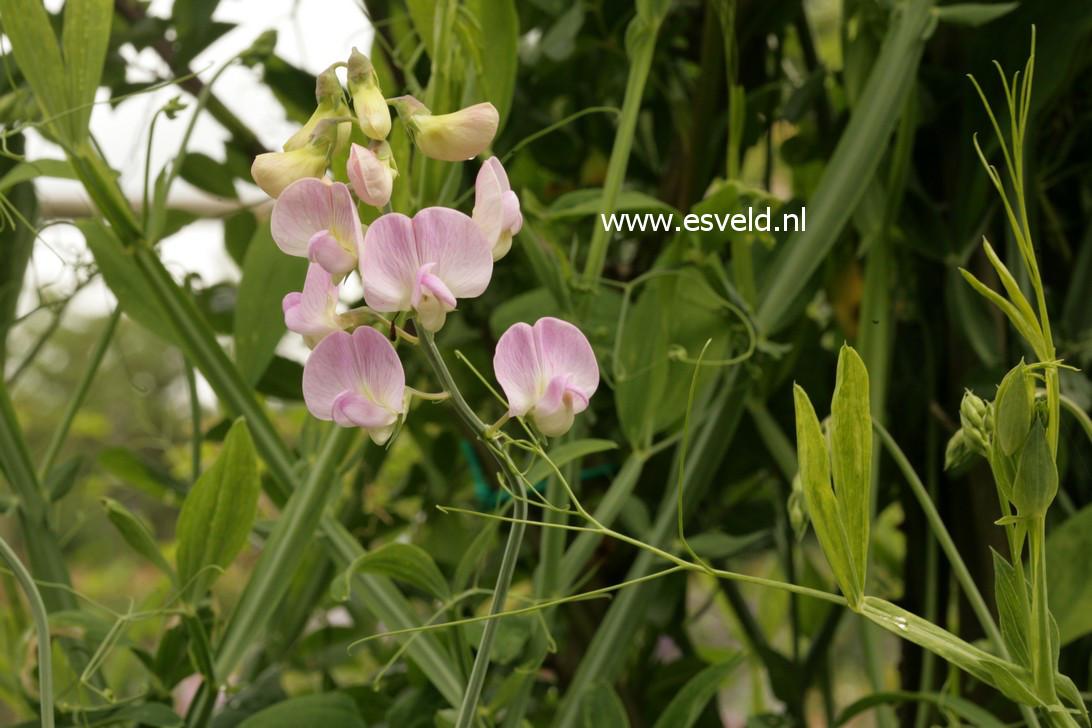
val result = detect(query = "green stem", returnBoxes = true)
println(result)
[0,534,53,728]
[874,420,1043,727]
[419,330,527,728]
[185,356,201,482]
[38,308,120,482]
[1029,516,1056,702]
[581,14,663,286]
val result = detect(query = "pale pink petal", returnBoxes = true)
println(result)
[533,374,580,437]
[502,191,523,235]
[412,207,493,298]
[361,213,420,312]
[485,157,511,193]
[302,327,406,428]
[473,160,505,247]
[535,317,599,401]
[493,322,544,417]
[307,231,357,277]
[412,264,458,309]
[271,178,363,271]
[283,263,342,341]
[331,390,397,430]
[347,143,393,207]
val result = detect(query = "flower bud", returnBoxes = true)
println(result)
[283,64,351,154]
[393,96,499,162]
[1011,418,1057,517]
[788,475,809,542]
[346,141,397,207]
[251,138,329,199]
[944,429,974,471]
[959,389,992,456]
[348,48,391,141]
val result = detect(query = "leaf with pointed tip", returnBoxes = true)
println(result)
[830,344,871,595]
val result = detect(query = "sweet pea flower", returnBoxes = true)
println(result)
[393,96,499,162]
[302,326,406,445]
[361,208,492,332]
[348,48,391,141]
[347,141,397,207]
[283,64,351,154]
[494,317,599,437]
[271,177,364,278]
[251,142,329,199]
[472,157,522,260]
[282,263,349,348]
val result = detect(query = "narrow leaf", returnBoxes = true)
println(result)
[935,2,1019,27]
[236,693,365,728]
[829,344,871,594]
[61,0,113,144]
[0,0,69,141]
[331,542,449,603]
[102,497,176,583]
[991,548,1031,668]
[651,654,744,728]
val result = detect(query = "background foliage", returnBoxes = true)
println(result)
[1,0,1092,726]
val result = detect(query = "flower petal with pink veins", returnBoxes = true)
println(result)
[303,327,406,442]
[473,157,522,261]
[282,263,345,345]
[271,178,363,276]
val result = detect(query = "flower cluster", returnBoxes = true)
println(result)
[251,50,595,445]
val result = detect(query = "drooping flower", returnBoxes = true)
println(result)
[282,263,349,348]
[493,317,599,437]
[251,142,329,199]
[302,326,406,445]
[392,96,499,162]
[271,177,364,278]
[473,156,522,260]
[348,48,391,141]
[347,141,397,207]
[283,64,352,154]
[361,208,492,332]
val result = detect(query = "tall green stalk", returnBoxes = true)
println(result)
[0,534,53,728]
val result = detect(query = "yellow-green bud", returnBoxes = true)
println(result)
[348,48,391,141]
[283,64,351,153]
[959,389,991,456]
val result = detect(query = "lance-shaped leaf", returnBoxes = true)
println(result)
[102,497,176,584]
[991,548,1031,668]
[330,542,449,603]
[830,344,871,595]
[793,383,861,607]
[176,419,260,598]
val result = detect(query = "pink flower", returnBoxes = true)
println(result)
[302,326,406,445]
[282,263,348,348]
[493,317,599,436]
[271,177,364,278]
[472,156,522,261]
[361,208,492,332]
[347,142,396,207]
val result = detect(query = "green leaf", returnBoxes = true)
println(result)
[79,221,179,347]
[582,683,629,728]
[523,439,617,486]
[793,384,860,607]
[234,221,307,384]
[44,455,82,502]
[0,159,75,193]
[0,0,70,141]
[405,0,437,60]
[176,419,260,597]
[98,446,186,500]
[547,189,675,219]
[101,497,176,583]
[651,654,744,728]
[935,2,1019,27]
[179,152,239,199]
[236,693,365,728]
[995,362,1033,457]
[1046,503,1092,644]
[331,542,449,603]
[1012,420,1057,518]
[829,344,871,594]
[860,596,1043,708]
[991,548,1030,668]
[61,0,113,145]
[465,0,519,129]
[834,690,1006,727]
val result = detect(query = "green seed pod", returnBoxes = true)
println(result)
[959,390,991,455]
[1011,418,1057,517]
[994,361,1033,457]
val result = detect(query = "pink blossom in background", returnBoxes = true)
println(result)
[493,317,599,437]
